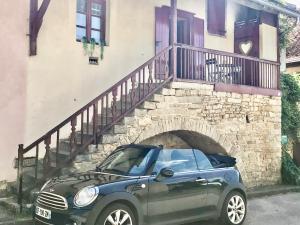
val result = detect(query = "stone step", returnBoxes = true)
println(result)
[0,197,20,215]
[22,169,44,185]
[0,196,32,216]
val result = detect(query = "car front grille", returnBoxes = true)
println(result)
[37,192,68,210]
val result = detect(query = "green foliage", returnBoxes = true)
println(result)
[277,0,297,50]
[279,16,296,50]
[282,148,300,185]
[81,37,105,60]
[90,38,96,55]
[82,36,88,54]
[281,74,300,185]
[281,74,300,139]
[100,40,105,60]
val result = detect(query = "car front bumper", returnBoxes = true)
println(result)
[33,204,90,225]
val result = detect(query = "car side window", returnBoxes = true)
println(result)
[153,149,198,174]
[193,149,213,170]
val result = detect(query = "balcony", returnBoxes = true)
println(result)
[171,44,281,96]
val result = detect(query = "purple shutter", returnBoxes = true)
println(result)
[193,17,204,48]
[155,7,170,54]
[207,0,226,36]
[193,17,205,79]
[155,7,170,79]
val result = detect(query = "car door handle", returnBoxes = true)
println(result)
[195,178,207,184]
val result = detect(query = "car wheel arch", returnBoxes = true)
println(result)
[216,185,247,216]
[86,192,143,225]
[100,199,139,224]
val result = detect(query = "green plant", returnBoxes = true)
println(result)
[90,38,96,56]
[277,0,297,50]
[281,74,300,185]
[100,40,105,60]
[281,74,300,139]
[81,37,105,59]
[282,147,300,185]
[82,36,88,55]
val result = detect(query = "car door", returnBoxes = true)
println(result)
[147,149,208,225]
[193,149,227,216]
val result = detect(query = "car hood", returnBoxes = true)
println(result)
[41,171,138,197]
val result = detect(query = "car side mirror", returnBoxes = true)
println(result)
[155,168,174,181]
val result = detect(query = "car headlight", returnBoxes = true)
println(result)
[73,186,99,207]
[40,179,52,192]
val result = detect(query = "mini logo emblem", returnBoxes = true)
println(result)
[49,188,55,192]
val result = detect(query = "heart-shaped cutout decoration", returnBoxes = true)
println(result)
[239,41,253,55]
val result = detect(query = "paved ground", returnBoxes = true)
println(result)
[2,192,300,225]
[191,192,300,225]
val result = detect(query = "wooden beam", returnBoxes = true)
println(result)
[29,0,51,56]
[170,0,177,78]
[276,14,281,90]
[215,83,282,97]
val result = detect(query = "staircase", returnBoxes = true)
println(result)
[13,46,172,212]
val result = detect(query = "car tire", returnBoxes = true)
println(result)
[219,191,247,225]
[95,203,137,225]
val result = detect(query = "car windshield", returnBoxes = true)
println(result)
[96,147,154,176]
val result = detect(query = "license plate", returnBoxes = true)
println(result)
[35,206,51,220]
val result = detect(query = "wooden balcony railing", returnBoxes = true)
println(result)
[175,44,280,90]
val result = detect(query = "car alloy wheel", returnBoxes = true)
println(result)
[227,195,246,225]
[104,209,133,225]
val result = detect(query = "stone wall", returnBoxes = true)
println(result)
[73,82,282,188]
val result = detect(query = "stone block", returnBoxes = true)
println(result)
[161,88,176,96]
[142,101,156,109]
[150,94,165,102]
[227,98,242,104]
[102,134,120,144]
[114,124,127,134]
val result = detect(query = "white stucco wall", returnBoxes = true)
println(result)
[25,0,237,146]
[0,1,28,181]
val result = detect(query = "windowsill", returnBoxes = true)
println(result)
[207,31,227,38]
[76,39,109,47]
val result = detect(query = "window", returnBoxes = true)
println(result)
[193,149,213,170]
[236,6,260,23]
[207,0,226,36]
[76,0,106,44]
[153,149,198,174]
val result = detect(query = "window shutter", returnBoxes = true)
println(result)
[155,7,170,53]
[193,17,204,48]
[207,0,226,36]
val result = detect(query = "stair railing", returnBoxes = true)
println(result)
[17,46,173,211]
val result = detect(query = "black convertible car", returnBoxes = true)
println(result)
[34,144,247,225]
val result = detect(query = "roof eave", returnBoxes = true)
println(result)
[233,0,300,18]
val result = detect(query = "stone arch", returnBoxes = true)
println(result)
[135,116,235,155]
[132,116,247,182]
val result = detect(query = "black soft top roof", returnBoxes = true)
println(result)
[116,144,161,150]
